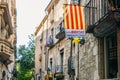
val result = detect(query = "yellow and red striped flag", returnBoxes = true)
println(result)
[64,4,85,38]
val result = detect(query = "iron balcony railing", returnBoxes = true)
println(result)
[46,35,54,47]
[51,65,66,73]
[47,65,64,79]
[85,0,120,28]
[85,0,108,27]
[55,20,65,40]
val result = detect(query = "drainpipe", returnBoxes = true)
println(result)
[70,38,73,70]
[69,38,75,80]
[45,11,49,71]
[77,43,79,80]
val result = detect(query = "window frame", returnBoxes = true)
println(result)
[99,31,118,79]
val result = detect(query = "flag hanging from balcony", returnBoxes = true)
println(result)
[64,4,85,38]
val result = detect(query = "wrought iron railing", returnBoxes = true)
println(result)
[55,20,65,39]
[46,35,54,47]
[85,0,108,27]
[47,65,67,78]
[85,0,120,28]
[53,65,64,73]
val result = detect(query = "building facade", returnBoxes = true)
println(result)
[35,0,120,80]
[82,0,120,80]
[35,15,48,80]
[0,0,17,80]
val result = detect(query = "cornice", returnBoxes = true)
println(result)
[35,15,47,36]
[45,0,59,14]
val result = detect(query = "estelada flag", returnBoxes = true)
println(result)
[64,4,85,38]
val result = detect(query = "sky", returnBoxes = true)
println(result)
[16,0,50,47]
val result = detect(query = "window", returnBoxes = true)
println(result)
[60,49,64,72]
[51,28,54,38]
[108,0,120,9]
[99,32,118,79]
[105,32,118,78]
[50,58,52,70]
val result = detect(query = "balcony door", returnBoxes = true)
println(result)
[105,32,118,78]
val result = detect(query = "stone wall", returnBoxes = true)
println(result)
[79,34,99,80]
[64,39,71,80]
[51,34,100,80]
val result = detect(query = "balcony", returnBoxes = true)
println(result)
[46,35,54,47]
[54,65,63,73]
[0,38,14,64]
[55,20,65,40]
[53,65,65,79]
[93,11,120,37]
[85,0,120,37]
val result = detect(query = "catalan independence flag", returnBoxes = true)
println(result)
[64,4,85,38]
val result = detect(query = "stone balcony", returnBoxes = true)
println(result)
[0,38,14,64]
